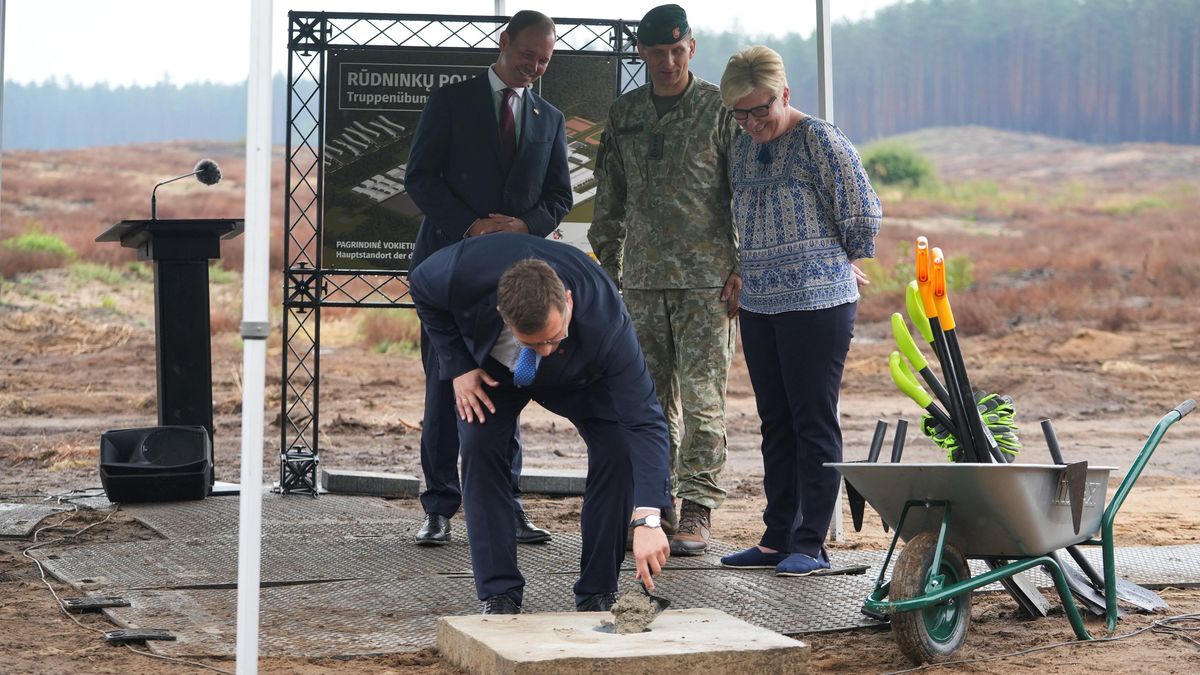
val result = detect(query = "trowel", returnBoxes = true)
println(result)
[640,579,671,615]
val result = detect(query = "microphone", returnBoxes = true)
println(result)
[151,159,223,219]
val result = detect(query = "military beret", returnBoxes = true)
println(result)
[637,4,689,46]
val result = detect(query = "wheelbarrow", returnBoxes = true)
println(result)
[829,400,1195,665]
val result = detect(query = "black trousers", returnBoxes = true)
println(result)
[739,302,856,557]
[418,329,522,517]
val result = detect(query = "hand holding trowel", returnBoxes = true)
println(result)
[608,521,672,633]
[608,579,671,634]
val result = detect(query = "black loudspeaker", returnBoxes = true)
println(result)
[99,426,213,503]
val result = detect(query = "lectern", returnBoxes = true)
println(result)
[97,219,244,440]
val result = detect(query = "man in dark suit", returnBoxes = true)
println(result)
[405,10,573,547]
[409,234,673,614]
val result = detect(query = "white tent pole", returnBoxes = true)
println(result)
[814,0,845,544]
[816,0,834,123]
[1,0,7,211]
[235,1,273,673]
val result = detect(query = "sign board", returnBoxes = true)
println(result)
[322,49,616,271]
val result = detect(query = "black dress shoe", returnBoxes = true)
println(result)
[482,595,521,614]
[576,592,619,612]
[415,513,451,546]
[515,510,552,544]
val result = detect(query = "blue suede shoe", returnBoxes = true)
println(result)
[720,546,789,569]
[775,550,831,577]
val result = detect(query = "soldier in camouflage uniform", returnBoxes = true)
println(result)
[588,4,740,555]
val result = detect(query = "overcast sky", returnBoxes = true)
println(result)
[3,0,902,87]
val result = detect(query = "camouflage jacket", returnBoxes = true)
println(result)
[588,75,740,289]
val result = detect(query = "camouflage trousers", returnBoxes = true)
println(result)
[623,288,734,510]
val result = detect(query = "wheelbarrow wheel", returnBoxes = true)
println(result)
[891,531,971,665]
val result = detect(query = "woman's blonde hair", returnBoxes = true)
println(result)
[720,45,787,108]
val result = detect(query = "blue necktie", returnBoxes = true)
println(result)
[512,347,538,387]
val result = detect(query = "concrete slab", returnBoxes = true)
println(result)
[518,468,587,496]
[438,608,808,674]
[321,469,420,498]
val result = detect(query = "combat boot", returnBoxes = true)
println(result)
[671,500,711,556]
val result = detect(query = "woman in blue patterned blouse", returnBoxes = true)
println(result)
[717,45,881,576]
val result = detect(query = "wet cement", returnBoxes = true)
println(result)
[611,590,659,634]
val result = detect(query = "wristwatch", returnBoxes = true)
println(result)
[629,514,662,529]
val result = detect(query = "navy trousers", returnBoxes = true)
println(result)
[739,302,856,557]
[418,329,522,517]
[459,334,661,605]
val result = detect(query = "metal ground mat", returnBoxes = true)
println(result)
[119,492,417,539]
[0,503,74,537]
[96,567,881,658]
[28,492,1200,658]
[0,490,113,537]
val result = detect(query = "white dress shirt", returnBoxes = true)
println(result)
[487,66,525,144]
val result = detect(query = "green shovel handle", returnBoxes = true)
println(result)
[905,281,934,343]
[891,313,929,372]
[889,351,932,408]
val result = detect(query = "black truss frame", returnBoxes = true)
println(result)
[282,12,645,492]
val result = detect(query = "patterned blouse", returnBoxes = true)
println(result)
[730,116,881,314]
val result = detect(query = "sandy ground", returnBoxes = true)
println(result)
[3,128,1200,672]
[2,265,1199,674]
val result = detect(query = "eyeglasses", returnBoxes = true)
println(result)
[730,96,776,121]
[514,303,571,349]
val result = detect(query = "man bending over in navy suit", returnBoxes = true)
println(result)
[405,10,573,548]
[409,234,673,614]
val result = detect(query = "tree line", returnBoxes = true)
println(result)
[3,0,1197,150]
[692,0,1199,144]
[3,76,291,150]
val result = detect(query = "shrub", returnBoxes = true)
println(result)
[945,254,974,292]
[859,241,973,297]
[360,308,422,355]
[125,262,154,281]
[3,231,75,257]
[209,262,238,284]
[69,261,125,286]
[0,231,76,278]
[861,142,935,188]
[857,258,911,296]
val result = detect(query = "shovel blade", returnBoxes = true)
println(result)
[1111,577,1170,612]
[1064,461,1089,535]
[986,559,1051,618]
[846,479,866,532]
[1049,551,1113,617]
[1066,545,1170,612]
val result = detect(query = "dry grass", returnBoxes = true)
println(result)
[861,181,1200,336]
[210,301,243,336]
[4,136,1198,341]
[0,247,69,278]
[4,437,96,471]
[0,142,286,276]
[358,308,423,354]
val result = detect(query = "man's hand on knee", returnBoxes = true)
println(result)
[453,368,499,423]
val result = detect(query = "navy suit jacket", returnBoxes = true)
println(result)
[405,72,573,270]
[409,234,672,509]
